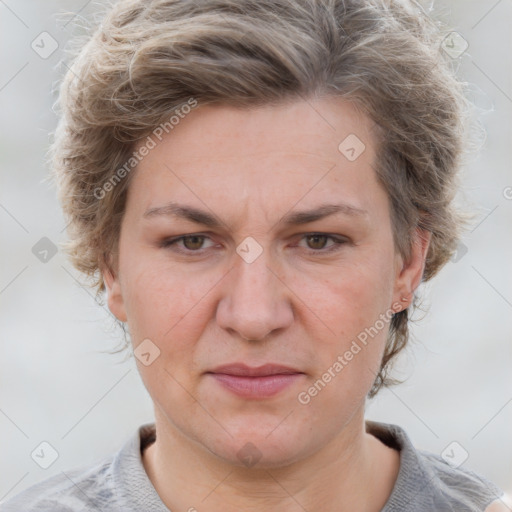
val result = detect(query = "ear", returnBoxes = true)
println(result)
[102,264,128,323]
[392,227,431,310]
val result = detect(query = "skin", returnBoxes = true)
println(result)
[103,97,431,511]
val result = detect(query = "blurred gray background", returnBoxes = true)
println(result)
[1,0,511,502]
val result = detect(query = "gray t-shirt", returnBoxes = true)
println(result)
[0,420,504,511]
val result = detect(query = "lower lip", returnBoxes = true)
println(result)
[208,373,304,399]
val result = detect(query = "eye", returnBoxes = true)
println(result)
[297,233,348,253]
[160,234,214,252]
[160,232,348,255]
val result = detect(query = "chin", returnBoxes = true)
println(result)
[203,423,317,470]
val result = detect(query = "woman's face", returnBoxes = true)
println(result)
[104,98,428,467]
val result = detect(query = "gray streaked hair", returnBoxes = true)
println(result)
[50,0,470,397]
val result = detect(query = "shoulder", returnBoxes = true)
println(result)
[0,456,116,512]
[367,420,505,512]
[0,425,155,512]
[484,494,512,512]
[415,449,505,511]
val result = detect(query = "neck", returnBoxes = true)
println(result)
[142,407,399,512]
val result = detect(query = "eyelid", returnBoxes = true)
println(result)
[160,232,349,255]
[294,233,349,254]
[160,233,217,251]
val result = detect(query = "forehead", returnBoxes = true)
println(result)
[127,98,383,224]
[142,98,375,162]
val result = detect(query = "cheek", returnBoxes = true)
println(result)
[298,252,395,341]
[120,263,214,424]
[120,255,223,377]
[294,253,395,395]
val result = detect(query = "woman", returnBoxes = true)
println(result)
[1,0,507,510]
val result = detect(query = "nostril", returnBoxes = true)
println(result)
[240,330,272,342]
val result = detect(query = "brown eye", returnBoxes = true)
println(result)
[181,235,206,250]
[305,234,330,250]
[298,233,348,254]
[160,234,214,253]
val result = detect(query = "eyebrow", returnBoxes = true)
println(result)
[143,201,368,228]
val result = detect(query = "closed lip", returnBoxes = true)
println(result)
[206,363,304,377]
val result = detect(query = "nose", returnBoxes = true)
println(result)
[215,247,294,342]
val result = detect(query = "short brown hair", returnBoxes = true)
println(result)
[50,0,470,397]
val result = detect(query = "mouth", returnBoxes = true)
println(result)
[205,363,305,399]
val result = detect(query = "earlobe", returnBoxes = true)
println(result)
[393,228,431,310]
[102,265,128,323]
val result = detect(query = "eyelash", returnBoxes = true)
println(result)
[160,233,348,255]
